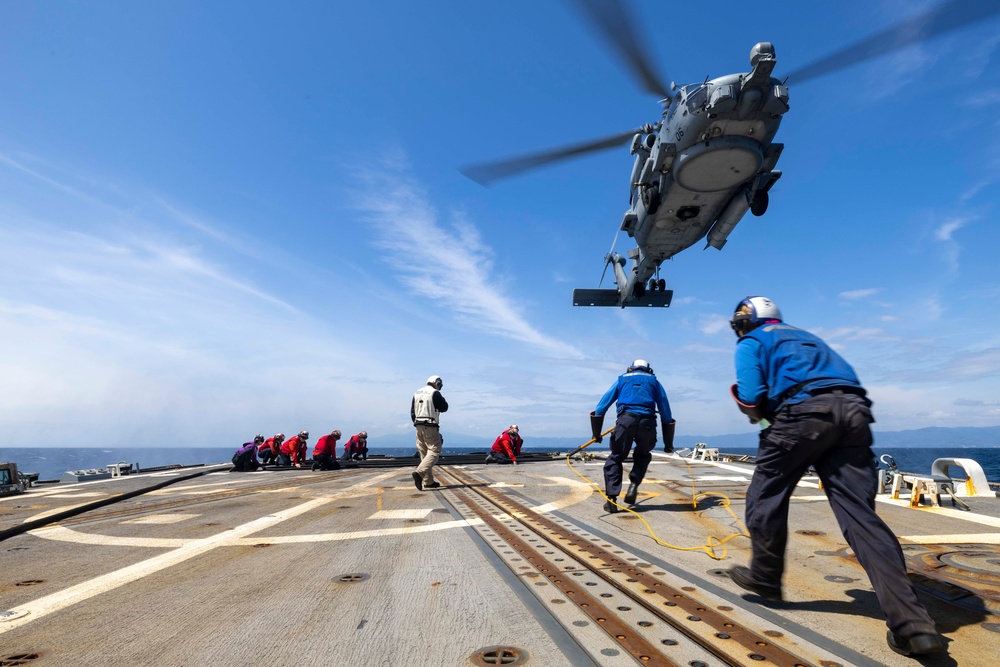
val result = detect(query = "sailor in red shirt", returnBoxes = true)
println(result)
[279,430,309,467]
[343,431,369,461]
[485,425,523,465]
[312,430,342,471]
[259,433,284,466]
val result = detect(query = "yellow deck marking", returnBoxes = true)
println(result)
[377,486,383,510]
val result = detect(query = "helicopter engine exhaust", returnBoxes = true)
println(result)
[705,189,752,250]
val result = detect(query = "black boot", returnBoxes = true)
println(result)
[624,483,639,505]
[603,497,619,514]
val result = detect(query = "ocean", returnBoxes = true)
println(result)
[2,445,999,485]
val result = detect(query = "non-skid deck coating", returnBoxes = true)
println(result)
[1,453,998,666]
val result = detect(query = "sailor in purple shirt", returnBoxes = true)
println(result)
[232,435,264,472]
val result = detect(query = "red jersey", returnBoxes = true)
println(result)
[313,434,339,458]
[281,436,308,465]
[261,437,281,457]
[490,432,523,461]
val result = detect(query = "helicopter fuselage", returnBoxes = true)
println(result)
[579,43,789,307]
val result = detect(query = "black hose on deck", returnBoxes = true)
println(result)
[0,464,231,543]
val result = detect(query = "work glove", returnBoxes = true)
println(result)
[661,420,676,453]
[589,411,605,444]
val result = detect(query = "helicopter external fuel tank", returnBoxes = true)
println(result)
[705,189,751,250]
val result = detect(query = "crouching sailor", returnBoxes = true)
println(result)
[312,430,342,471]
[485,425,523,465]
[259,433,284,466]
[590,359,675,513]
[726,296,945,657]
[232,435,264,472]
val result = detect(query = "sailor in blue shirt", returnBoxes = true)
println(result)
[590,360,676,513]
[728,296,944,657]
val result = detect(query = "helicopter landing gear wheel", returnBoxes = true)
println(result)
[658,278,666,291]
[750,190,768,217]
[648,278,658,292]
[643,187,661,216]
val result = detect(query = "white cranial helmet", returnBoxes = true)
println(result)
[426,375,443,389]
[630,359,650,372]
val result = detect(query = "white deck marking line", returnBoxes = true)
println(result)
[232,517,486,545]
[28,475,590,548]
[369,509,433,520]
[899,533,1000,545]
[694,459,1000,527]
[2,471,399,634]
[529,475,594,513]
[122,514,198,525]
[42,493,105,498]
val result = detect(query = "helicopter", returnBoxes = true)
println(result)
[462,0,1000,308]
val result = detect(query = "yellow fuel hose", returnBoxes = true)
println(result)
[566,432,749,560]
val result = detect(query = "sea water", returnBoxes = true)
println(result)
[2,446,998,484]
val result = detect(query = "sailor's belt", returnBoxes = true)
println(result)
[809,386,865,397]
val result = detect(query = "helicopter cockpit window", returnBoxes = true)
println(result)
[685,85,708,114]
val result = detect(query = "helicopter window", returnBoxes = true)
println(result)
[686,85,708,114]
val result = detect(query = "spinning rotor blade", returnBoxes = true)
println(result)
[570,0,672,99]
[461,128,640,185]
[786,0,1000,85]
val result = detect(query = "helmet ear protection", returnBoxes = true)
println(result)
[731,296,782,337]
[627,359,653,374]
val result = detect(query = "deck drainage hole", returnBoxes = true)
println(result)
[661,639,678,646]
[638,621,653,627]
[600,649,619,656]
[13,581,44,587]
[334,573,370,584]
[600,593,612,598]
[0,653,44,665]
[824,575,854,583]
[796,530,825,536]
[252,543,272,548]
[716,633,730,639]
[469,646,526,666]
[764,630,784,638]
[690,662,709,667]
[749,655,767,661]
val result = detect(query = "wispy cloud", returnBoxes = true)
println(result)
[355,162,583,359]
[933,214,973,273]
[698,314,731,336]
[839,288,881,300]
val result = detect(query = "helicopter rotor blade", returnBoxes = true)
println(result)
[461,128,641,185]
[569,0,672,99]
[785,0,1000,85]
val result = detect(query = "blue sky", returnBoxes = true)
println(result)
[2,1,999,448]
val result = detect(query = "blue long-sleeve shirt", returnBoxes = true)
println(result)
[735,322,863,416]
[595,369,672,420]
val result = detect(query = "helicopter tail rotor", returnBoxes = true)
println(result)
[598,228,622,288]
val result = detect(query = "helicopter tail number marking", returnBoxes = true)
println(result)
[573,289,673,308]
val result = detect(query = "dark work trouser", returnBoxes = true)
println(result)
[315,454,340,470]
[603,411,657,497]
[490,451,514,464]
[232,451,259,472]
[745,392,937,637]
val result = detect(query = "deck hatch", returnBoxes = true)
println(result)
[468,645,527,666]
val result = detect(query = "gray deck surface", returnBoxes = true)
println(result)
[1,452,997,666]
